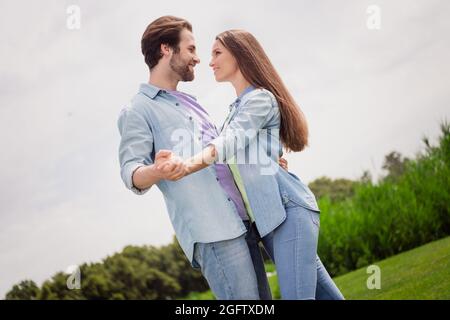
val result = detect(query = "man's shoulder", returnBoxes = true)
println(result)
[118,95,145,117]
[117,91,156,125]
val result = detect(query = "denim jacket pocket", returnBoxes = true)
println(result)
[281,192,321,213]
[309,211,320,228]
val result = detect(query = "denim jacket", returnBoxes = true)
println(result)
[210,88,320,238]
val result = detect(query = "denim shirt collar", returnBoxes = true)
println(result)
[229,85,256,111]
[139,83,162,99]
[139,83,197,100]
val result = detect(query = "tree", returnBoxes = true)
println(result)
[381,151,410,182]
[5,280,40,300]
[38,272,83,300]
[360,170,373,185]
[6,236,210,300]
[308,176,357,202]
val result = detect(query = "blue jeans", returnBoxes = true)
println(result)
[262,202,345,300]
[194,222,271,300]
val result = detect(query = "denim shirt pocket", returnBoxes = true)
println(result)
[280,188,321,213]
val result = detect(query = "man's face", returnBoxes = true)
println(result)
[170,29,200,82]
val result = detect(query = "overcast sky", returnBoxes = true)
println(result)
[0,0,449,298]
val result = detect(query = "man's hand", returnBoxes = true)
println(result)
[278,157,288,171]
[154,150,187,181]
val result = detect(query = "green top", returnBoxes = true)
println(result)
[227,158,255,222]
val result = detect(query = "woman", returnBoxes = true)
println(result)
[159,30,344,300]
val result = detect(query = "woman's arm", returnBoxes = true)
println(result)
[158,144,289,176]
[184,145,217,175]
[159,89,278,176]
[210,89,275,164]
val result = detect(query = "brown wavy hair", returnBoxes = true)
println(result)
[141,16,192,70]
[216,30,309,152]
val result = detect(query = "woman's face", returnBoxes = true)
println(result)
[209,39,239,82]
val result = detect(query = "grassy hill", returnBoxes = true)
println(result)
[333,236,450,299]
[185,236,450,300]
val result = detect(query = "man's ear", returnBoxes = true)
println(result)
[160,43,172,57]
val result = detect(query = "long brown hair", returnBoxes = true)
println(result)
[216,30,309,152]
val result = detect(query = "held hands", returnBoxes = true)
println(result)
[154,150,188,181]
[154,150,287,181]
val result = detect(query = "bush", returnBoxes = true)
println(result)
[317,122,450,276]
[6,237,209,300]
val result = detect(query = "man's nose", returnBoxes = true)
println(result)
[209,60,214,67]
[194,55,200,64]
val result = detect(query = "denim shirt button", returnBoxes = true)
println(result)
[175,102,179,106]
[216,177,219,181]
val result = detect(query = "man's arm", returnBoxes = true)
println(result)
[118,108,185,194]
[133,150,186,190]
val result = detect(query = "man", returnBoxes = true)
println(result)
[117,16,273,299]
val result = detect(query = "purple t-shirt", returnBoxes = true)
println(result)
[168,90,249,221]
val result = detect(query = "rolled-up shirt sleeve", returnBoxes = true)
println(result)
[117,108,154,195]
[209,89,275,163]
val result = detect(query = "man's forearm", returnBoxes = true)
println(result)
[132,165,162,190]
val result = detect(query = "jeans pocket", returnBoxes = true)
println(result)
[193,243,203,269]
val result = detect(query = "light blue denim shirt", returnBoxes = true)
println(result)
[117,83,247,267]
[210,88,321,238]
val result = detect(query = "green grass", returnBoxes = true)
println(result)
[183,290,215,300]
[184,236,450,299]
[333,236,450,299]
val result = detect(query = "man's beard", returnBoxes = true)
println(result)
[169,54,194,82]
